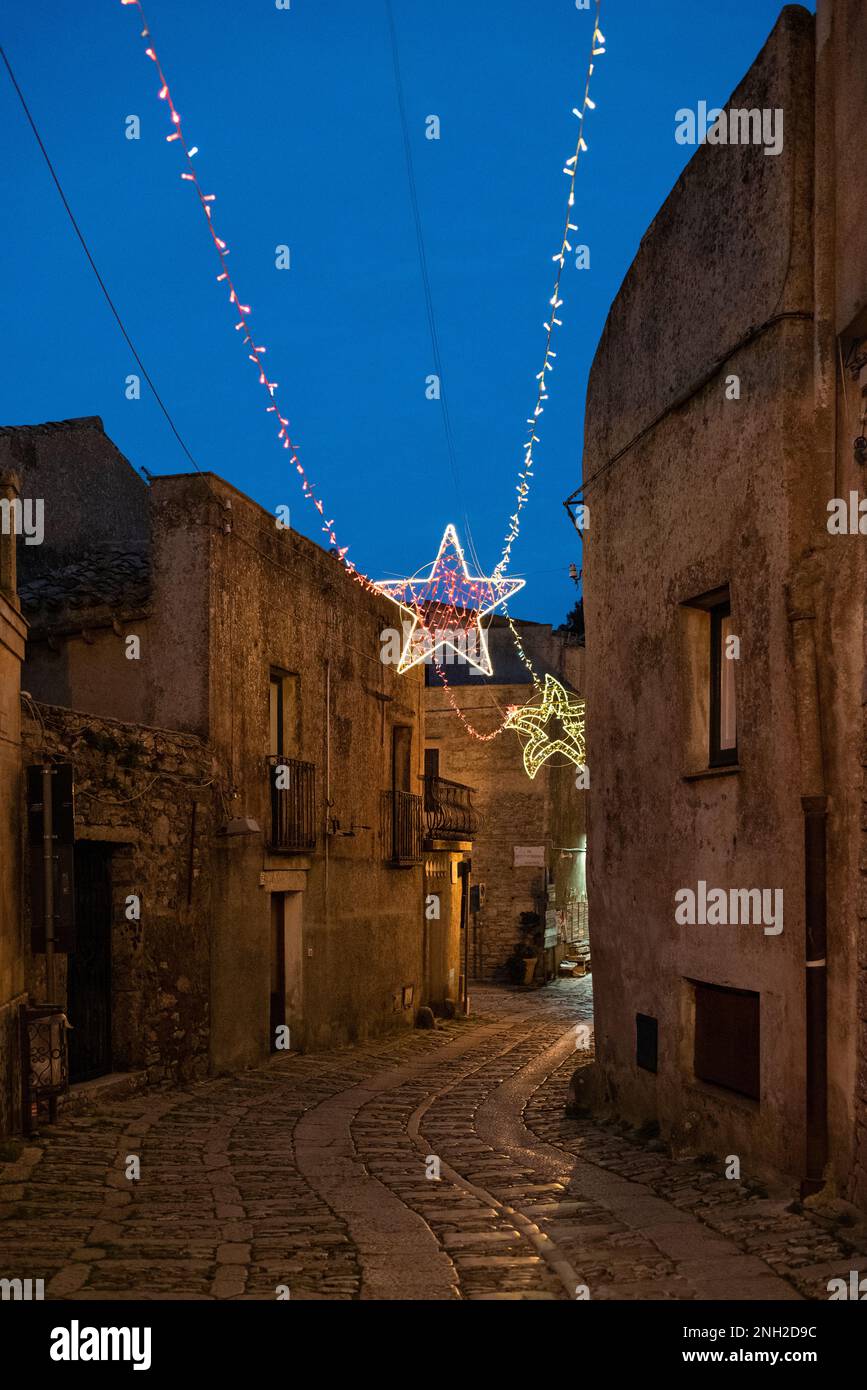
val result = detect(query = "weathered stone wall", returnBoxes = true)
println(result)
[0,418,150,581]
[148,474,428,1055]
[6,418,434,1065]
[425,629,585,981]
[21,704,216,1083]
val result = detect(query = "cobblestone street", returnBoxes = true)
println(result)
[2,981,865,1301]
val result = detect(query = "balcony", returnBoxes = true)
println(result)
[423,775,478,844]
[268,755,316,852]
[381,789,423,865]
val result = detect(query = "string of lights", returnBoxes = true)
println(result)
[0,40,220,508]
[119,0,380,595]
[491,0,605,587]
[432,0,604,737]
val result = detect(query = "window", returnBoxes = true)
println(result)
[423,747,439,814]
[692,981,759,1100]
[680,585,738,773]
[269,675,284,757]
[269,670,300,758]
[709,599,737,766]
[635,1013,658,1073]
[383,726,421,864]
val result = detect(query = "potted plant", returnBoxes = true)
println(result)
[504,911,541,987]
[520,945,539,986]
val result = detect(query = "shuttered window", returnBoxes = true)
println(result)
[693,981,760,1100]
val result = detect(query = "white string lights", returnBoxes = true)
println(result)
[437,0,605,735]
[492,0,605,589]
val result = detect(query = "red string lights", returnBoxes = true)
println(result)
[119,0,380,595]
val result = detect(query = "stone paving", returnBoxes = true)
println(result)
[525,1049,867,1302]
[1,979,865,1300]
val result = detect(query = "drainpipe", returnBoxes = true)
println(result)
[41,764,56,1005]
[802,791,828,1194]
[789,598,828,1197]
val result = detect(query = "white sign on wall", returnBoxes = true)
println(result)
[513,845,546,867]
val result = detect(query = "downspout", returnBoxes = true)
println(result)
[790,597,828,1195]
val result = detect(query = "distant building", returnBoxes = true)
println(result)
[577,1,867,1204]
[0,469,27,1136]
[0,416,471,1098]
[424,618,587,983]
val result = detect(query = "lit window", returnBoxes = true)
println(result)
[710,599,737,766]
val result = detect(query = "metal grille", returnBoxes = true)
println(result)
[268,756,316,852]
[381,789,422,864]
[422,774,478,842]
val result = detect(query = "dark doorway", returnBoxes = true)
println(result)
[270,893,286,1052]
[68,842,113,1082]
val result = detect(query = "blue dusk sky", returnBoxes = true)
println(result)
[0,1,812,624]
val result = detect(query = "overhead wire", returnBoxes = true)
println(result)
[0,41,222,510]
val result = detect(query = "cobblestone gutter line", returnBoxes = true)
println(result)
[406,1034,583,1299]
[353,1018,580,1299]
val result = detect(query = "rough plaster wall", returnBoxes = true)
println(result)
[581,9,819,1180]
[24,625,153,728]
[584,6,815,473]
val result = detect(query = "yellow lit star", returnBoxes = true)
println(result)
[503,674,586,779]
[376,524,525,676]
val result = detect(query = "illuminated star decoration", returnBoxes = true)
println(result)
[503,675,586,779]
[376,524,525,676]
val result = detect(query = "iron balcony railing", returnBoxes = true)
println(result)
[381,789,423,865]
[422,774,478,842]
[268,755,316,852]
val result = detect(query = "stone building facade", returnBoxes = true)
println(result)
[578,1,867,1205]
[0,470,27,1136]
[21,703,217,1086]
[0,416,456,1092]
[424,619,587,983]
